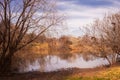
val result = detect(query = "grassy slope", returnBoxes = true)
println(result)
[65,66,120,80]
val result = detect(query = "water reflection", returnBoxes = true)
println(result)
[19,53,109,72]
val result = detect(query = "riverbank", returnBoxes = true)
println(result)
[0,63,120,80]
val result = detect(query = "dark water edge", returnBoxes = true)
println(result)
[1,63,120,80]
[0,65,116,80]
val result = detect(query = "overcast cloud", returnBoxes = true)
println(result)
[57,0,120,37]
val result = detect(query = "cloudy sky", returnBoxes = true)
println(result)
[57,0,120,37]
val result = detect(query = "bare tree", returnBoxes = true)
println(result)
[86,11,120,65]
[0,0,63,73]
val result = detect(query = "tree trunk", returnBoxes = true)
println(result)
[0,55,12,73]
[116,53,120,62]
[105,56,111,66]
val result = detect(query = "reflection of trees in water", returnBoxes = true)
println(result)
[81,53,97,61]
[12,51,48,72]
[37,55,46,72]
[57,53,77,62]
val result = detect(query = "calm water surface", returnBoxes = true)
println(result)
[19,53,109,72]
